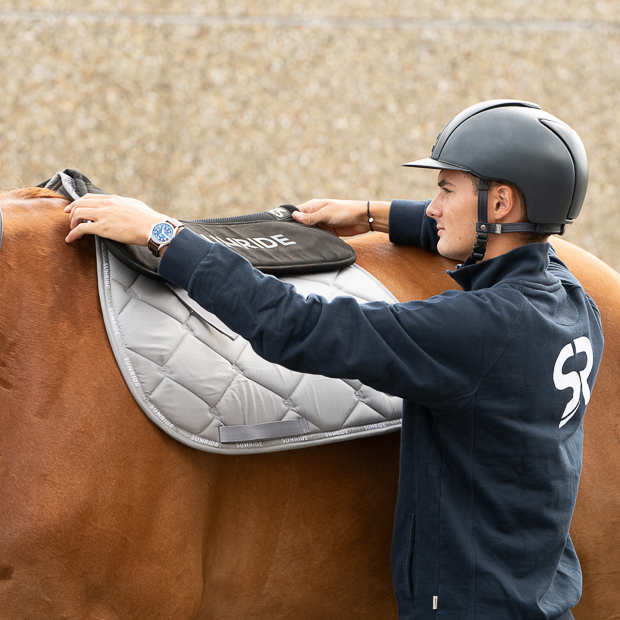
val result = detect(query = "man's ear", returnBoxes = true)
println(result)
[492,185,518,222]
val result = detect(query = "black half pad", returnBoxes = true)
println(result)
[38,169,356,279]
[104,205,357,280]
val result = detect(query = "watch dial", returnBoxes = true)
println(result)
[152,222,174,243]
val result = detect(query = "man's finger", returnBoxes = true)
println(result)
[65,221,96,243]
[295,199,327,214]
[292,210,312,224]
[66,193,114,212]
[68,207,100,229]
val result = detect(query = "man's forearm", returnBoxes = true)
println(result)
[366,201,390,234]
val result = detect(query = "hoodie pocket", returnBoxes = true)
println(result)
[392,511,416,600]
[405,512,416,598]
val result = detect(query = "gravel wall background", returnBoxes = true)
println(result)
[1,3,619,268]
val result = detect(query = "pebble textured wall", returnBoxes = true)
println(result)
[1,3,619,268]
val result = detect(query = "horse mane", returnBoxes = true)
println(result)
[0,186,68,201]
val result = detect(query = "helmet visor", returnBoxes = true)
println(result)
[402,157,471,172]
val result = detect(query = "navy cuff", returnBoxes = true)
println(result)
[389,200,430,246]
[158,227,213,290]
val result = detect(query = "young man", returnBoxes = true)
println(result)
[66,100,603,620]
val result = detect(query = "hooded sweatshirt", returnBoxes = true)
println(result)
[159,199,603,619]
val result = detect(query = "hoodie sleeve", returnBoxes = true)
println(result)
[159,228,523,408]
[388,199,439,252]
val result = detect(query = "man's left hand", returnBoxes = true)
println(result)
[65,194,168,246]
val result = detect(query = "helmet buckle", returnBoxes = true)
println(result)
[473,230,488,253]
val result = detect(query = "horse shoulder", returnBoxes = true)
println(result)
[347,233,460,302]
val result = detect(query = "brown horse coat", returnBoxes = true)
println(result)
[0,195,618,619]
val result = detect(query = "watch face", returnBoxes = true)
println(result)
[151,222,175,243]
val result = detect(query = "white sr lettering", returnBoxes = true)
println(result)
[553,336,593,428]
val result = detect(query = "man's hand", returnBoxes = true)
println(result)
[292,199,390,236]
[65,194,169,246]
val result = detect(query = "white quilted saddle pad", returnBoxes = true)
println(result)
[96,238,403,454]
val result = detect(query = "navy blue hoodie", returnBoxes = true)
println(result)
[159,200,603,619]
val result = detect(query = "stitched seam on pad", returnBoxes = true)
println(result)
[148,379,217,436]
[111,283,135,317]
[126,346,220,426]
[124,346,169,396]
[124,306,396,426]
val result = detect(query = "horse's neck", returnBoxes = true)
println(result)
[0,200,97,311]
[0,199,89,273]
[348,233,460,302]
[0,201,103,415]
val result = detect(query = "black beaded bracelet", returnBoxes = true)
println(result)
[367,200,374,231]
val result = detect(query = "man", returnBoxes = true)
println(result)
[66,100,603,619]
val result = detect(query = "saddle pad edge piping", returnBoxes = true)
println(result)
[98,240,224,449]
[97,239,156,413]
[223,418,402,454]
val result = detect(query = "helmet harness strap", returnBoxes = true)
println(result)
[462,178,490,267]
[461,178,568,268]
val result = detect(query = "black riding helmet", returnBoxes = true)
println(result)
[403,99,589,265]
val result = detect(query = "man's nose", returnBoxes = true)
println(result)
[426,196,440,219]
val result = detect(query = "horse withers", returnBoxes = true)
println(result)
[0,188,618,619]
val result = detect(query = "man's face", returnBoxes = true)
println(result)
[425,169,478,261]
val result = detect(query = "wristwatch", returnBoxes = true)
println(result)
[147,218,184,257]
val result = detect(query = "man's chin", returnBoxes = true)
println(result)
[436,242,467,262]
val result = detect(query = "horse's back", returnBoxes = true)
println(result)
[0,201,401,619]
[349,232,460,302]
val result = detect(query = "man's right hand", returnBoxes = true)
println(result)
[292,199,390,237]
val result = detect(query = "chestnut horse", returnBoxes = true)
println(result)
[0,190,619,619]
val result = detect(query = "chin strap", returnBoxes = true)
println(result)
[462,179,490,267]
[461,178,568,268]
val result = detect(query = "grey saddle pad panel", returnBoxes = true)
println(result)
[97,238,403,454]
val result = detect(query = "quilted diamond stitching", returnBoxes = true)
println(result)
[100,243,403,453]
